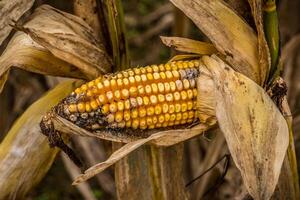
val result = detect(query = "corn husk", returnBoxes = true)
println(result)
[0,80,82,199]
[203,55,288,200]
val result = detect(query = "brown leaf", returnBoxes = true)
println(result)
[22,5,112,78]
[247,0,271,85]
[0,0,34,45]
[0,80,82,199]
[160,36,217,55]
[170,0,261,84]
[0,32,86,93]
[203,55,288,200]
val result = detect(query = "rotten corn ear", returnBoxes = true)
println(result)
[57,60,200,131]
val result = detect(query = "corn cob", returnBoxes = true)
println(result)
[57,60,200,131]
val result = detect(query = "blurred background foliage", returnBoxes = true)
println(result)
[1,0,300,199]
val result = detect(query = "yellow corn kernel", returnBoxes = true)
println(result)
[188,111,194,119]
[159,64,165,71]
[103,79,110,90]
[139,107,147,117]
[188,61,195,68]
[132,119,139,129]
[114,90,121,101]
[152,116,158,124]
[151,83,158,93]
[170,82,176,92]
[146,73,153,82]
[180,90,187,100]
[177,62,184,69]
[158,94,165,103]
[150,95,158,105]
[187,101,193,110]
[164,113,170,121]
[148,125,155,129]
[129,76,135,85]
[122,71,129,78]
[135,75,141,84]
[187,90,193,99]
[107,114,114,123]
[131,108,138,119]
[170,114,176,121]
[137,97,143,106]
[129,86,138,97]
[146,117,153,126]
[162,103,169,113]
[141,74,147,82]
[156,123,162,128]
[81,84,88,91]
[118,121,126,128]
[138,85,145,95]
[175,80,183,91]
[168,121,174,126]
[179,69,186,78]
[124,110,131,121]
[174,120,180,125]
[128,70,134,77]
[154,104,162,115]
[181,102,188,112]
[145,85,152,95]
[86,90,93,98]
[121,89,129,99]
[158,83,164,93]
[165,71,173,79]
[182,112,189,120]
[90,100,98,110]
[159,72,166,80]
[169,104,175,113]
[146,66,153,73]
[117,101,124,111]
[75,88,81,94]
[158,115,164,123]
[172,70,180,79]
[140,118,147,128]
[77,103,85,113]
[166,93,173,102]
[165,63,171,71]
[175,103,181,113]
[162,122,169,127]
[152,65,159,72]
[125,120,131,128]
[97,82,104,91]
[171,62,177,70]
[164,82,170,93]
[106,91,114,102]
[174,92,181,101]
[147,106,155,116]
[140,67,146,74]
[117,79,123,87]
[153,72,160,81]
[134,68,141,75]
[102,104,109,114]
[109,102,117,113]
[183,79,190,89]
[68,104,77,113]
[110,79,117,88]
[193,88,197,97]
[123,78,129,87]
[124,100,130,110]
[115,111,123,122]
[143,96,150,106]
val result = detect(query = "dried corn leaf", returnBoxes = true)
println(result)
[0,0,34,45]
[160,36,217,55]
[72,123,209,184]
[0,32,86,93]
[203,55,288,200]
[0,80,82,199]
[170,0,261,84]
[248,0,271,84]
[0,70,9,94]
[21,5,112,78]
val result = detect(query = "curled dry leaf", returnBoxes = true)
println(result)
[0,0,34,45]
[170,0,261,84]
[202,55,288,200]
[0,80,82,199]
[247,0,271,84]
[0,32,86,93]
[22,5,112,78]
[160,36,217,55]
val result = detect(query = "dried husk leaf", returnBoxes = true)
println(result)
[71,123,210,184]
[21,5,112,78]
[0,32,86,93]
[0,70,9,94]
[0,80,82,199]
[202,55,288,200]
[170,0,261,84]
[0,0,34,45]
[247,0,271,84]
[160,36,217,55]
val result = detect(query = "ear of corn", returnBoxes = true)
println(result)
[58,60,200,130]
